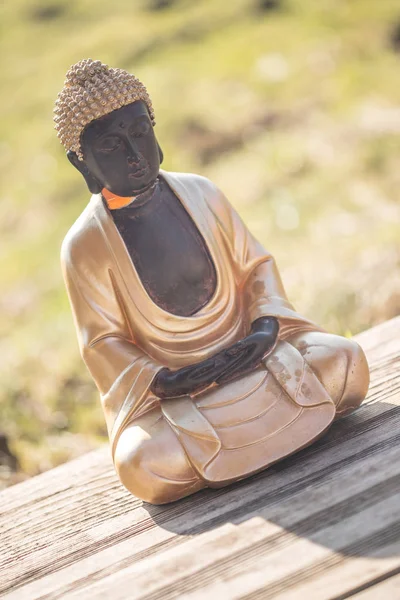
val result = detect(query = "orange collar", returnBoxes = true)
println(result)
[102,188,134,210]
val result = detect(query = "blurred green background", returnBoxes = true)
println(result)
[1,0,400,488]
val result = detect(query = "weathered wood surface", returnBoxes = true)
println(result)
[1,317,399,600]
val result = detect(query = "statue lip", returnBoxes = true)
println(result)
[128,165,149,179]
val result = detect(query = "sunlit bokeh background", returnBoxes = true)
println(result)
[1,0,399,488]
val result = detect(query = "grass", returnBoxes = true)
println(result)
[1,0,400,486]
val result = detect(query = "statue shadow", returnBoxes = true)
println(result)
[145,401,400,559]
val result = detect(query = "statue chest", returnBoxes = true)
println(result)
[110,185,217,317]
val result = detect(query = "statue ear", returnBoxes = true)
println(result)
[67,151,102,194]
[157,142,164,165]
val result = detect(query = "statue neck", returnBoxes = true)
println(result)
[102,188,134,209]
[102,179,159,210]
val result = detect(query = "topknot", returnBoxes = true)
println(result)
[64,59,103,86]
[54,59,155,160]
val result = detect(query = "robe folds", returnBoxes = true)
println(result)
[61,170,369,500]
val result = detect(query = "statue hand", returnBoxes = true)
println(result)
[215,316,279,385]
[151,317,279,398]
[151,354,232,399]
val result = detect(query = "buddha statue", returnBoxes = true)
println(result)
[55,59,369,504]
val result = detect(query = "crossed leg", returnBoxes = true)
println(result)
[114,405,205,505]
[286,331,370,418]
[115,332,370,504]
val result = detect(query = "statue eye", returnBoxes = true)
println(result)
[98,137,122,153]
[131,121,150,137]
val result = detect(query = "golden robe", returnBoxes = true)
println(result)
[61,171,369,504]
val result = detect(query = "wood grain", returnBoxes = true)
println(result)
[1,317,399,599]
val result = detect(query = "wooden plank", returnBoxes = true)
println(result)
[349,572,400,599]
[41,494,400,600]
[1,317,399,600]
[7,439,400,600]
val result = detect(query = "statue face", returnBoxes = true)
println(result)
[81,101,160,196]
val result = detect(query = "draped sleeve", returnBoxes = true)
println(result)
[199,177,322,339]
[60,210,163,453]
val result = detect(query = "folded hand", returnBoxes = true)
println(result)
[151,316,279,399]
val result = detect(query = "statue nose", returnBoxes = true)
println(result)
[127,154,141,166]
[126,140,141,164]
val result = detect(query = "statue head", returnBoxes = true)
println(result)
[54,59,163,196]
